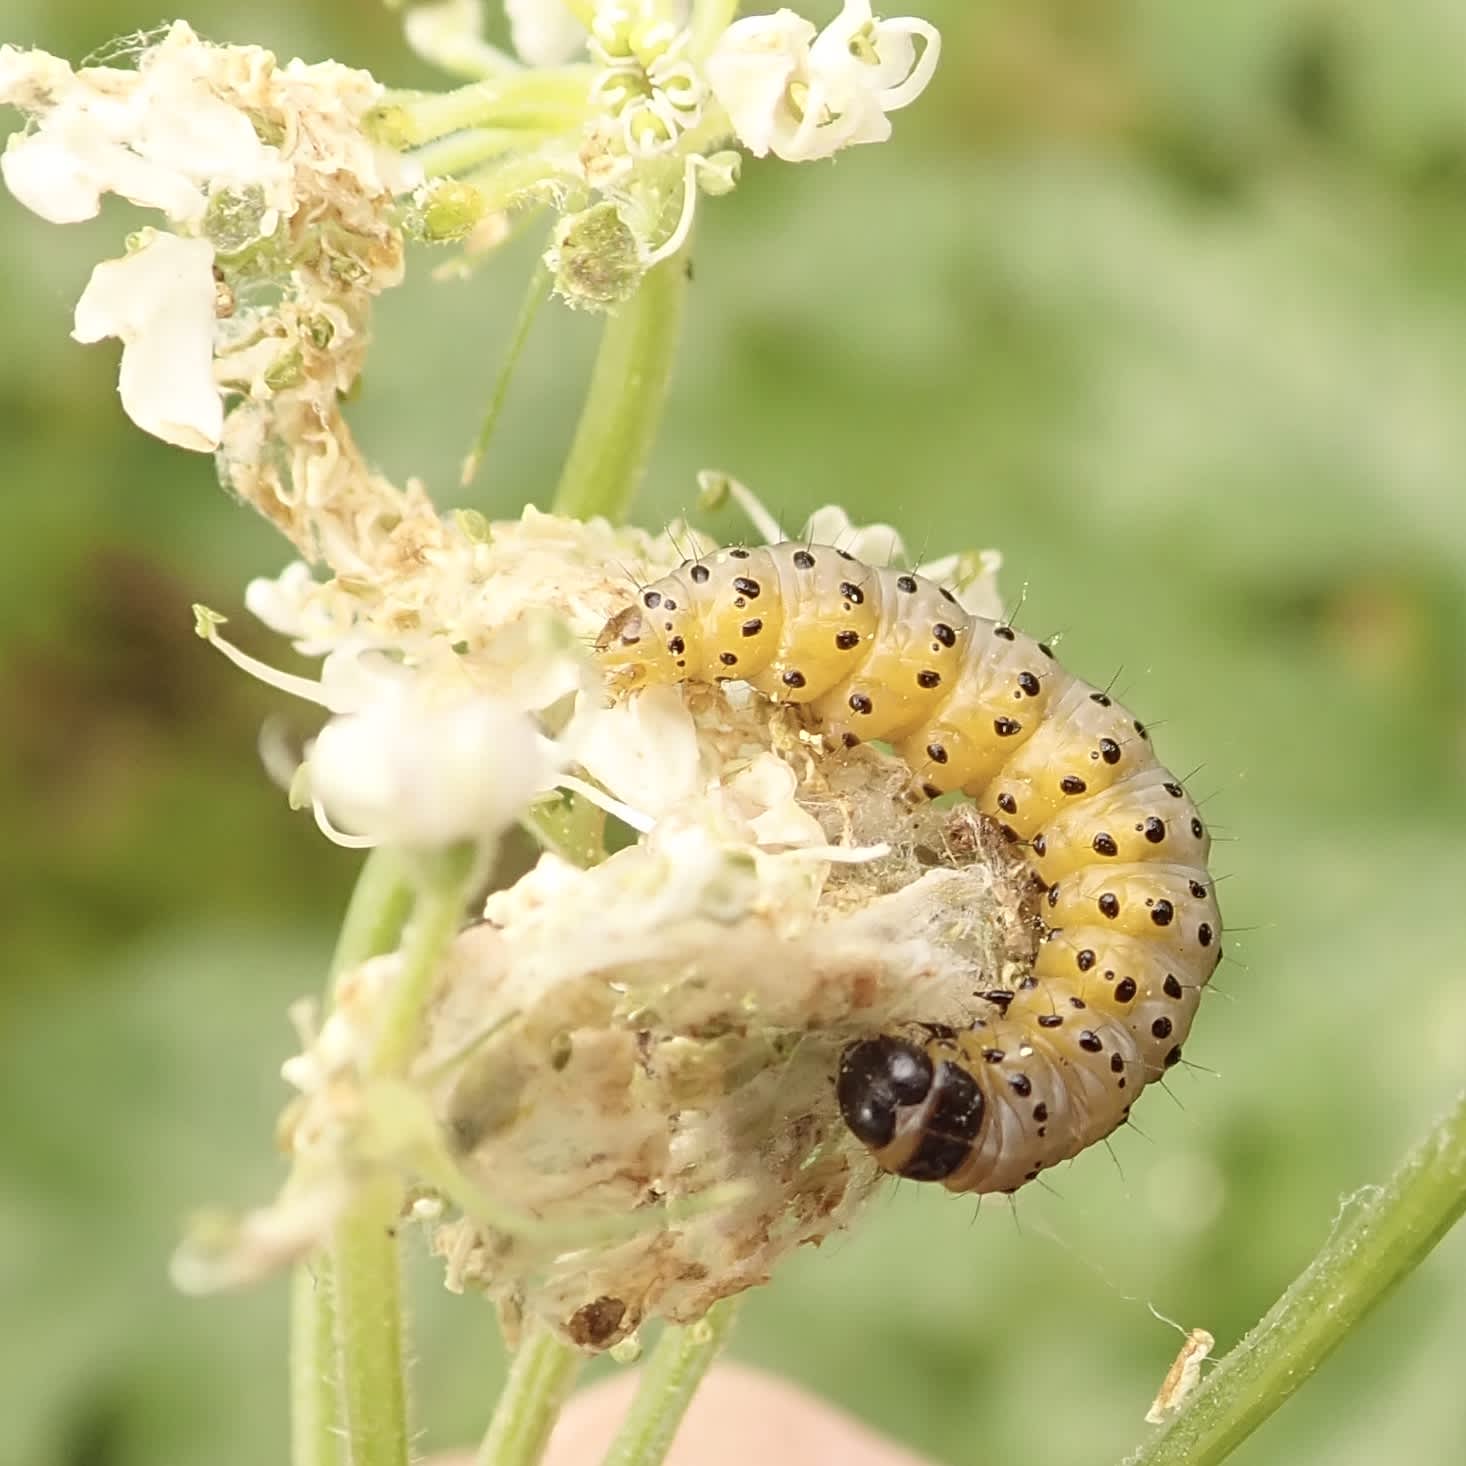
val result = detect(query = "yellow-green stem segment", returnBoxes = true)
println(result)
[291,1264,342,1466]
[291,848,416,1466]
[321,848,477,1466]
[1123,1087,1466,1466]
[365,845,477,1080]
[464,257,553,487]
[331,849,416,982]
[372,75,590,148]
[600,1299,742,1466]
[332,1175,413,1466]
[476,1322,585,1466]
[552,247,691,525]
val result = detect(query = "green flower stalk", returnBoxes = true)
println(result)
[600,1300,742,1466]
[553,246,691,521]
[1125,1088,1466,1466]
[475,1323,585,1466]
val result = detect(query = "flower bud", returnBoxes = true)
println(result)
[546,201,644,310]
[414,178,492,243]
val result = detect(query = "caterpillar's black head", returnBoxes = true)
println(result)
[837,1035,985,1184]
[836,1036,934,1148]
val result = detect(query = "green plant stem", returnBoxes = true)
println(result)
[331,848,416,980]
[366,845,477,1079]
[600,1299,742,1466]
[411,128,526,180]
[332,1175,412,1466]
[476,1322,584,1466]
[552,246,690,525]
[327,848,478,1466]
[291,1265,341,1466]
[1124,1087,1466,1466]
[292,850,417,1466]
[373,75,590,148]
[464,256,552,486]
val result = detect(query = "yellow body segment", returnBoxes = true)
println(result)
[594,543,1223,1196]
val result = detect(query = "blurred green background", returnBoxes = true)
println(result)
[3,2,1466,1463]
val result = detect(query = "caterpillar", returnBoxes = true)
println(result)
[594,542,1222,1196]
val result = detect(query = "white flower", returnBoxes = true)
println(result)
[809,0,936,109]
[505,0,589,66]
[706,1,939,163]
[564,684,703,823]
[801,504,907,566]
[307,678,547,849]
[586,2,702,158]
[195,608,555,850]
[3,20,421,498]
[704,9,816,160]
[722,753,830,848]
[914,546,1005,621]
[71,230,223,451]
[244,561,346,653]
[0,26,282,226]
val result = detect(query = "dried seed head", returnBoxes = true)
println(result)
[411,734,1035,1347]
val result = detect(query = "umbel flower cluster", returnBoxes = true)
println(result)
[184,492,1025,1346]
[0,1,938,482]
[0,4,983,1347]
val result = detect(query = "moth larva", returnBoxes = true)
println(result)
[595,544,1222,1195]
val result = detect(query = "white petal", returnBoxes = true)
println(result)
[2,119,200,223]
[131,80,281,203]
[807,0,878,93]
[705,10,815,159]
[0,43,73,111]
[565,686,703,819]
[504,0,588,66]
[914,547,1005,621]
[1,127,104,224]
[723,754,828,848]
[776,73,890,160]
[870,19,940,110]
[807,4,936,108]
[244,561,323,638]
[309,687,546,849]
[0,36,282,227]
[72,231,222,451]
[801,505,907,565]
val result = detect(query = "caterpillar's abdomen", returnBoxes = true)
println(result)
[595,545,1222,1196]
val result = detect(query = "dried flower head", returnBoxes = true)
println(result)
[178,480,1024,1347]
[418,763,1035,1347]
[1,21,421,565]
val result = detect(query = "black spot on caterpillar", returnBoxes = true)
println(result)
[595,544,1222,1196]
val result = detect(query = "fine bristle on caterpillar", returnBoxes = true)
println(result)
[594,543,1222,1196]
